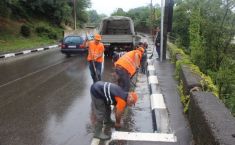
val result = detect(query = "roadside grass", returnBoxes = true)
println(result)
[0,17,63,54]
[0,35,57,54]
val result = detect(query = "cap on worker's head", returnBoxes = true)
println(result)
[138,42,144,46]
[130,92,138,104]
[94,34,102,41]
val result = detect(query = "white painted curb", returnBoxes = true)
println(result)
[112,131,177,142]
[0,44,59,59]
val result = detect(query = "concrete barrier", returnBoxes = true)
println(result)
[180,65,202,95]
[189,92,235,145]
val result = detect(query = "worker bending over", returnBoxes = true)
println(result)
[114,47,144,91]
[90,81,138,140]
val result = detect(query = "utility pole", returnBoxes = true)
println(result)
[73,0,77,30]
[150,0,153,36]
[160,0,165,61]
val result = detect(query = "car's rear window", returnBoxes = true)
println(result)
[64,36,83,44]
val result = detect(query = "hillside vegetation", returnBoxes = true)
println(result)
[0,17,62,53]
[0,0,91,54]
[171,0,235,115]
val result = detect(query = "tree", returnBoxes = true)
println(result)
[172,0,235,114]
[111,8,127,16]
[87,10,107,27]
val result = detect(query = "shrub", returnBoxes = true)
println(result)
[20,25,31,37]
[168,42,220,112]
[35,25,58,39]
[35,25,50,36]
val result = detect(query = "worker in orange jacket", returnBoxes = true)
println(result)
[90,81,138,140]
[82,34,104,83]
[114,47,144,91]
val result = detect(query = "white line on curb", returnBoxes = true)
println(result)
[4,53,15,58]
[148,75,158,84]
[23,50,31,54]
[48,45,58,48]
[147,59,152,64]
[147,65,155,71]
[151,94,166,109]
[37,48,44,51]
[112,131,177,142]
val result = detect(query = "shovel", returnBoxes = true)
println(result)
[92,60,99,82]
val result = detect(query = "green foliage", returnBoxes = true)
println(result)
[0,1,10,17]
[0,35,55,53]
[35,24,58,39]
[189,64,219,97]
[110,6,161,33]
[127,6,160,32]
[214,57,235,110]
[87,10,107,27]
[177,81,190,113]
[172,0,235,115]
[111,8,127,16]
[0,0,91,27]
[20,25,31,37]
[168,42,219,96]
[171,1,190,49]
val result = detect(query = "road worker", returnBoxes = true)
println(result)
[112,51,127,62]
[114,47,144,91]
[90,81,138,140]
[138,42,148,74]
[81,34,104,83]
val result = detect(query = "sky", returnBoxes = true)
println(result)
[90,0,160,16]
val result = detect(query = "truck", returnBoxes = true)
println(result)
[98,16,139,56]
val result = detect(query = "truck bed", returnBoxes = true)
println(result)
[101,35,134,44]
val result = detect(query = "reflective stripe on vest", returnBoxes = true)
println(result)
[103,82,113,104]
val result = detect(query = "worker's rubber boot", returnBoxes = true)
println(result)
[93,123,110,140]
[104,118,115,127]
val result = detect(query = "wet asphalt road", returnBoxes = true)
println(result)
[0,48,153,145]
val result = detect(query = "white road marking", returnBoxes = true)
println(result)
[90,138,100,145]
[112,131,177,142]
[0,61,63,88]
[151,94,166,109]
[147,65,155,71]
[148,75,158,84]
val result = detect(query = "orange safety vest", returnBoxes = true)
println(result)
[115,50,141,76]
[87,41,104,62]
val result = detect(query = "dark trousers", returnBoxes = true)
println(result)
[156,45,160,58]
[115,68,130,92]
[91,95,111,123]
[89,61,102,83]
[141,54,147,74]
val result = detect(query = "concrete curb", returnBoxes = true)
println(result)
[146,54,170,133]
[0,44,59,59]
